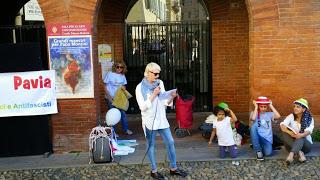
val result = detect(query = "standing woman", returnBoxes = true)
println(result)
[103,61,133,135]
[135,62,187,180]
[280,98,314,165]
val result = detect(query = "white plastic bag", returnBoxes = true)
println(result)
[233,128,242,147]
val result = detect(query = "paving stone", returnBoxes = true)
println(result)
[1,158,312,179]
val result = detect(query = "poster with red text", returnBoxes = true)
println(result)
[0,70,57,117]
[47,23,94,99]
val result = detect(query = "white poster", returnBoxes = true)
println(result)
[100,61,113,79]
[98,44,113,79]
[0,70,58,117]
[24,0,44,21]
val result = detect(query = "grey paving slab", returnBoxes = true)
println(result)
[1,142,320,171]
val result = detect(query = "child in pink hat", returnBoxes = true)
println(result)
[250,96,281,161]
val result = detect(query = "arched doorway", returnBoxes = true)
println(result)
[96,0,250,117]
[124,0,212,113]
[0,0,51,157]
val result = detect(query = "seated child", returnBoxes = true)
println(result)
[250,96,281,161]
[208,102,238,158]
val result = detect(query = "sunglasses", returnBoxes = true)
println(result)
[116,65,124,69]
[149,71,160,76]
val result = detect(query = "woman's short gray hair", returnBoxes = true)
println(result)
[144,62,161,77]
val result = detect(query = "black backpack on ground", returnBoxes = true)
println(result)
[89,126,113,163]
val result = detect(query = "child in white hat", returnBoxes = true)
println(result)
[280,98,314,165]
[250,96,281,161]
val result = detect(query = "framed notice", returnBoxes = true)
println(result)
[98,44,113,62]
[98,44,113,79]
[47,23,94,99]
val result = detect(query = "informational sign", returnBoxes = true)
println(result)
[47,23,94,99]
[98,43,113,79]
[98,44,113,62]
[24,0,44,21]
[0,70,57,117]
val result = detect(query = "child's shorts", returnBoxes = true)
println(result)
[219,145,238,158]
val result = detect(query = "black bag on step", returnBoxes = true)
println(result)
[92,137,112,163]
[89,126,113,163]
[199,122,212,139]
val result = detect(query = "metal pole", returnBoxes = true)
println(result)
[12,29,16,44]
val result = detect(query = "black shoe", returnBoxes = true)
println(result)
[170,168,188,177]
[256,151,264,161]
[151,171,165,180]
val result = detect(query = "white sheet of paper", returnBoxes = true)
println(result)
[159,89,177,100]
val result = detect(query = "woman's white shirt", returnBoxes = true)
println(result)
[135,80,172,135]
[280,114,314,144]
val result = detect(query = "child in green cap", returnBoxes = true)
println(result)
[208,102,238,158]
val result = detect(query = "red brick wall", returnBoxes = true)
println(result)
[97,0,127,116]
[98,0,130,23]
[208,0,249,113]
[248,0,320,118]
[39,0,101,153]
[97,23,124,116]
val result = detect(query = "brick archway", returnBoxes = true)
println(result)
[37,0,253,153]
[37,0,320,153]
[38,0,101,153]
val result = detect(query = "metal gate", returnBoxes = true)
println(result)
[125,21,212,113]
[0,25,52,157]
[0,25,48,69]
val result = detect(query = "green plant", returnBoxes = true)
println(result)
[312,129,320,142]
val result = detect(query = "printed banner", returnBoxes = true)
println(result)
[0,70,58,117]
[47,23,94,99]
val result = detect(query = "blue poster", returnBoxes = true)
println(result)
[48,36,93,98]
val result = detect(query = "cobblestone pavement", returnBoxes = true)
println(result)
[1,113,320,179]
[1,157,320,179]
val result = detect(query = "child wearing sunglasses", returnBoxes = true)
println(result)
[250,96,281,161]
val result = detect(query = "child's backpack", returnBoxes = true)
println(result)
[199,114,216,139]
[234,121,250,137]
[199,122,213,139]
[89,126,114,163]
